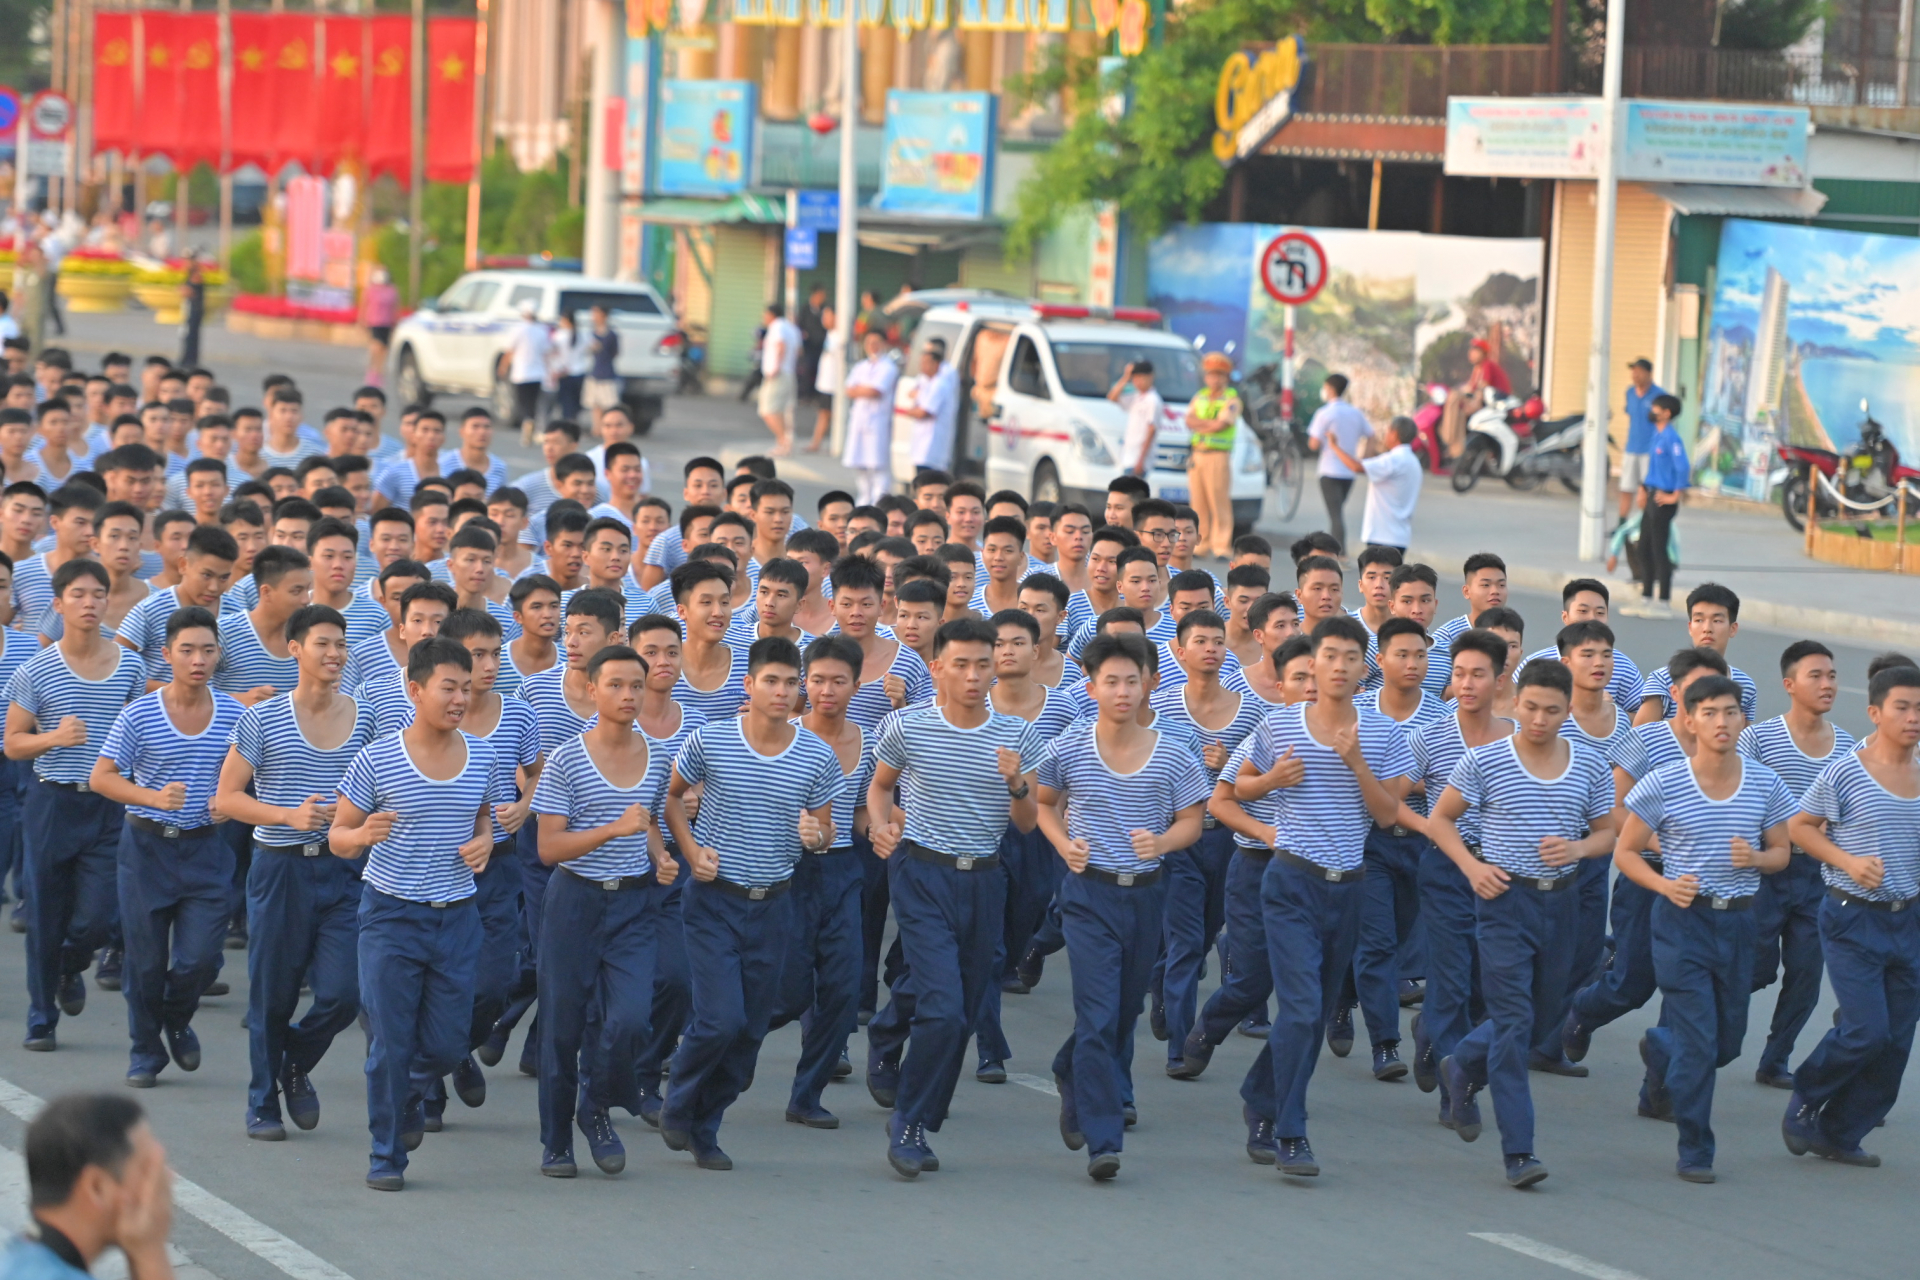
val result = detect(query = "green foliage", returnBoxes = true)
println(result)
[1717,0,1826,50]
[229,230,268,295]
[0,0,50,92]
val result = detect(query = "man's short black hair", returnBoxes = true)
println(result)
[1779,639,1834,676]
[1018,572,1069,607]
[398,581,458,622]
[803,634,864,678]
[1310,614,1370,652]
[509,574,562,614]
[677,502,721,537]
[1357,546,1403,572]
[759,556,809,593]
[272,497,321,527]
[684,455,724,480]
[750,478,795,508]
[1475,605,1525,635]
[185,455,228,480]
[1683,674,1742,712]
[831,554,886,597]
[786,528,841,563]
[409,488,450,514]
[1451,627,1510,675]
[1868,664,1920,707]
[1668,646,1731,686]
[1562,577,1609,606]
[991,608,1041,644]
[1130,497,1177,526]
[1388,561,1435,593]
[1289,532,1342,564]
[912,468,953,491]
[747,634,802,676]
[1247,592,1297,632]
[628,611,682,643]
[1169,569,1216,600]
[982,515,1028,544]
[1376,615,1428,650]
[896,578,945,608]
[1090,524,1140,550]
[1175,608,1226,643]
[586,643,647,683]
[1462,552,1507,580]
[1095,606,1145,633]
[442,606,505,644]
[406,635,472,686]
[186,523,239,562]
[1686,582,1741,623]
[1106,474,1151,501]
[1515,657,1572,699]
[53,558,110,595]
[670,559,734,604]
[164,605,220,647]
[1225,564,1271,593]
[1556,620,1614,655]
[26,1093,147,1209]
[1296,554,1342,581]
[448,524,499,556]
[1082,631,1151,677]
[565,587,624,635]
[286,604,347,645]
[555,453,598,483]
[986,489,1029,515]
[817,489,854,513]
[932,616,997,657]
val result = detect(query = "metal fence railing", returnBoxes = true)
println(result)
[1572,46,1920,107]
[1302,44,1556,118]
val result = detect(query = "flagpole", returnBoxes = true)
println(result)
[463,0,489,271]
[217,0,232,269]
[409,0,424,302]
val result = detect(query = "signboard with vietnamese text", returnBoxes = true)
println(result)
[652,78,756,197]
[1617,100,1809,188]
[1444,97,1601,179]
[873,90,996,220]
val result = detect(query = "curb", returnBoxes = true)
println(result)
[1409,548,1920,649]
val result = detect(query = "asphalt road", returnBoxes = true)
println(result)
[5,313,1906,1280]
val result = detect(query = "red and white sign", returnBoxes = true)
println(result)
[27,91,72,140]
[1259,230,1327,306]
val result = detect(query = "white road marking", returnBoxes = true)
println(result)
[1005,1072,1059,1097]
[0,1077,356,1280]
[1470,1233,1651,1280]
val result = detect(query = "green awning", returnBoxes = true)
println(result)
[628,194,786,225]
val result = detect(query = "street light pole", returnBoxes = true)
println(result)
[828,3,859,458]
[1577,0,1625,561]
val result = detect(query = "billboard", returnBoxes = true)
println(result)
[873,90,996,220]
[1445,96,1810,188]
[1698,218,1920,500]
[1146,223,1543,428]
[1444,97,1603,179]
[653,78,756,197]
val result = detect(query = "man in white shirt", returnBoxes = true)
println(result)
[1305,372,1374,553]
[840,331,900,506]
[1107,359,1164,478]
[498,301,553,447]
[900,338,959,473]
[1322,414,1422,552]
[758,303,803,457]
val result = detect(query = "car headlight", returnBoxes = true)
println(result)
[1072,421,1114,466]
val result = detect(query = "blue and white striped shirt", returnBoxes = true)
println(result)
[437,450,509,494]
[229,693,381,847]
[846,642,932,732]
[1522,642,1644,712]
[1410,714,1512,844]
[1062,590,1101,642]
[1148,684,1265,781]
[673,645,749,723]
[1640,663,1759,722]
[531,734,670,879]
[1243,704,1416,871]
[373,457,441,508]
[100,689,246,828]
[1613,720,1689,783]
[496,643,557,703]
[1036,720,1212,874]
[1355,688,1452,738]
[476,696,541,844]
[1154,643,1243,693]
[337,731,496,903]
[219,575,259,615]
[565,583,653,635]
[1738,716,1858,800]
[11,553,56,624]
[332,593,394,647]
[1066,609,1176,661]
[788,721,877,851]
[1801,752,1920,902]
[1625,758,1797,898]
[0,627,40,702]
[356,666,417,737]
[642,528,688,574]
[7,643,149,782]
[212,613,299,698]
[341,633,403,698]
[516,664,594,756]
[874,705,1045,857]
[995,684,1082,745]
[1445,737,1614,881]
[673,719,846,886]
[1562,703,1632,760]
[1220,734,1279,849]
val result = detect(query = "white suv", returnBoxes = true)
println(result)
[390,269,680,432]
[890,302,1268,532]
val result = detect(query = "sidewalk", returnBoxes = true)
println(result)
[1259,475,1920,646]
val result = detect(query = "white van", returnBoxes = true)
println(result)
[889,302,1268,532]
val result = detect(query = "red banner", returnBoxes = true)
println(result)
[315,15,366,174]
[267,14,321,171]
[91,11,136,155]
[135,10,184,163]
[365,16,412,182]
[425,17,477,184]
[176,13,221,170]
[227,12,275,172]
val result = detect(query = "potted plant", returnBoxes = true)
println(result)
[55,248,136,313]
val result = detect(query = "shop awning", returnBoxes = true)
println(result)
[627,194,786,225]
[1644,183,1828,219]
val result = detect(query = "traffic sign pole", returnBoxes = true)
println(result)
[1259,230,1325,427]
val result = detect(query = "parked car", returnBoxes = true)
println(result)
[390,269,680,433]
[890,301,1268,535]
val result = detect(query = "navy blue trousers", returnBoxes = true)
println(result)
[1573,853,1613,989]
[1243,857,1363,1137]
[1571,872,1660,1031]
[1791,894,1920,1151]
[117,823,232,1076]
[1054,871,1165,1156]
[1354,827,1424,1050]
[1001,822,1062,984]
[666,879,793,1148]
[858,836,891,1017]
[1160,825,1234,1066]
[468,846,522,1052]
[1644,896,1755,1170]
[358,889,480,1177]
[1453,881,1578,1156]
[635,848,690,1096]
[1419,846,1482,1067]
[1751,853,1826,1077]
[1196,849,1274,1046]
[879,848,1004,1132]
[23,782,122,1038]
[771,843,864,1113]
[0,758,22,901]
[537,868,661,1153]
[246,843,362,1122]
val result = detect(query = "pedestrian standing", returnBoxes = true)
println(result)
[1617,358,1665,524]
[551,314,591,423]
[178,259,206,371]
[1322,415,1422,553]
[899,340,958,477]
[1109,361,1163,479]
[582,305,624,419]
[1305,374,1374,553]
[757,303,802,457]
[499,302,552,449]
[359,268,399,387]
[1628,393,1688,616]
[1183,354,1240,560]
[840,332,898,507]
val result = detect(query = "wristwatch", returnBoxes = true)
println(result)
[1008,781,1030,801]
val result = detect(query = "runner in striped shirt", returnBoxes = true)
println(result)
[91,606,246,1086]
[1153,572,1244,693]
[829,555,931,733]
[330,636,497,1191]
[1037,633,1210,1180]
[1428,552,1508,671]
[444,524,521,643]
[722,557,816,651]
[531,644,674,1179]
[1783,662,1920,1167]
[1061,526,1134,649]
[1018,574,1071,696]
[304,518,391,646]
[216,604,380,1140]
[212,546,310,707]
[1346,616,1451,1078]
[1151,608,1264,1079]
[1613,674,1795,1182]
[636,458,725,592]
[35,500,149,645]
[11,483,100,626]
[501,573,562,701]
[1519,578,1644,712]
[354,583,456,733]
[1738,639,1856,1086]
[1223,591,1302,707]
[340,569,438,695]
[662,636,844,1171]
[5,559,149,1048]
[968,517,1029,618]
[1634,584,1757,724]
[1067,547,1175,660]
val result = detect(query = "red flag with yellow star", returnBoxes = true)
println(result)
[366,16,413,182]
[228,13,277,172]
[91,11,135,156]
[315,16,367,174]
[135,10,185,164]
[176,13,222,170]
[425,17,478,184]
[267,14,322,172]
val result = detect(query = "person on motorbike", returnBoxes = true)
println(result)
[1440,338,1510,461]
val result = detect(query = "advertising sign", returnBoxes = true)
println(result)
[873,90,996,220]
[1617,100,1809,188]
[1444,97,1601,179]
[653,78,756,197]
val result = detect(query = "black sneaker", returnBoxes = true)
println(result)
[57,971,85,1017]
[1276,1136,1319,1177]
[1505,1153,1548,1188]
[579,1105,626,1175]
[1371,1041,1408,1082]
[1398,979,1425,1007]
[1561,1008,1593,1062]
[832,1047,853,1079]
[166,1024,201,1072]
[1149,984,1168,1041]
[1411,1012,1437,1093]
[1326,1004,1355,1057]
[867,1054,900,1109]
[1243,1106,1277,1165]
[94,949,123,992]
[452,1055,487,1107]
[283,1065,320,1131]
[1015,947,1046,991]
[1177,1028,1214,1078]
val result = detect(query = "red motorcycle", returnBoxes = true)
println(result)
[1776,399,1920,531]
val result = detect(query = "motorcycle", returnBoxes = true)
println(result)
[1776,398,1920,532]
[1449,391,1587,493]
[1239,362,1309,522]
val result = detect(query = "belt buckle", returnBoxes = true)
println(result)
[300,841,323,858]
[1710,895,1729,911]
[956,856,975,871]
[429,901,449,909]
[1326,868,1345,883]
[75,781,89,794]
[1894,899,1908,912]
[748,885,767,901]
[162,823,181,839]
[1116,872,1135,887]
[602,879,621,891]
[1535,877,1555,891]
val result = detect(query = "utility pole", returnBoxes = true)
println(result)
[464,0,491,271]
[828,1,859,457]
[1577,0,1624,562]
[408,0,425,301]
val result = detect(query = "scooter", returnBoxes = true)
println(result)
[1449,391,1587,493]
[1411,384,1448,472]
[1776,398,1920,531]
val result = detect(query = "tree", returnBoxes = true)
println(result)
[0,0,51,91]
[1716,0,1824,50]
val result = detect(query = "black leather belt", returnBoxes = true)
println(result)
[565,868,654,891]
[905,841,999,872]
[1373,823,1416,839]
[1687,891,1753,912]
[37,777,92,793]
[1829,887,1914,913]
[1236,845,1273,861]
[1273,848,1364,883]
[1510,870,1578,892]
[707,875,792,901]
[425,896,473,909]
[1079,864,1163,888]
[810,844,853,856]
[256,838,329,858]
[129,814,215,839]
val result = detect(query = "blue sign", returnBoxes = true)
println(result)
[785,226,818,270]
[0,88,19,136]
[653,79,758,198]
[794,189,839,230]
[873,90,997,221]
